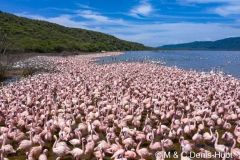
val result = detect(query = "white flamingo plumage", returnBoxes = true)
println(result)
[52,135,70,158]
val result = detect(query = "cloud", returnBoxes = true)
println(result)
[15,12,88,29]
[180,0,240,16]
[214,5,240,16]
[77,10,109,21]
[183,0,238,3]
[14,11,240,47]
[75,10,126,25]
[98,22,240,47]
[76,3,95,10]
[129,0,154,18]
[132,5,153,16]
[39,7,71,12]
[15,10,126,30]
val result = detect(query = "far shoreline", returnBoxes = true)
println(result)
[0,51,126,83]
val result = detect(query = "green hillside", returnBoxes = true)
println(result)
[159,37,240,50]
[0,11,153,53]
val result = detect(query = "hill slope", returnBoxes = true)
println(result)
[0,11,152,53]
[160,37,240,50]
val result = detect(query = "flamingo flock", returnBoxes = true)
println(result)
[0,52,240,160]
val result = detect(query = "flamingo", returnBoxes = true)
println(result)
[87,128,99,142]
[155,140,165,160]
[52,135,70,158]
[0,148,8,160]
[111,149,125,160]
[124,145,136,159]
[69,138,86,160]
[17,131,33,152]
[221,132,234,143]
[106,137,123,154]
[162,133,174,151]
[179,136,193,155]
[192,129,203,145]
[1,134,16,155]
[85,130,95,154]
[136,140,152,160]
[28,137,44,160]
[198,148,212,159]
[38,149,48,160]
[203,126,215,143]
[234,124,240,137]
[149,130,161,151]
[69,131,82,148]
[95,136,111,152]
[94,147,105,160]
[231,139,240,159]
[214,130,229,153]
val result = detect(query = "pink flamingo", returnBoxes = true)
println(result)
[214,130,229,153]
[52,135,70,158]
[85,130,95,154]
[149,129,161,151]
[1,134,16,155]
[38,149,48,160]
[28,137,44,160]
[136,140,152,160]
[69,138,86,160]
[231,139,240,159]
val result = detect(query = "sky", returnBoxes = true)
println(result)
[1,0,240,47]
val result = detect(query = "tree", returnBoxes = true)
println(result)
[0,34,22,81]
[0,34,11,54]
[0,33,58,82]
[0,34,11,80]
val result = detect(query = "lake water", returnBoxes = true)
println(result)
[98,50,240,78]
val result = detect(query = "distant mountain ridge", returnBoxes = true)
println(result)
[159,37,240,50]
[0,11,153,53]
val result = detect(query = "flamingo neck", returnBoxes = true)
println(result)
[30,132,33,144]
[231,139,236,150]
[136,141,142,152]
[161,140,165,152]
[150,135,154,146]
[2,135,6,147]
[115,139,121,146]
[53,136,57,149]
[77,132,80,142]
[234,124,239,133]
[91,130,93,140]
[106,136,111,145]
[181,111,184,120]
[0,149,4,160]
[14,130,17,139]
[214,132,218,146]
[82,139,85,152]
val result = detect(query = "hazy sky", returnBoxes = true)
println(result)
[1,0,240,47]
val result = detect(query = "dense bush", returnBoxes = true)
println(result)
[0,11,154,53]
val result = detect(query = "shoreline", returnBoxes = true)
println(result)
[1,51,125,83]
[2,50,239,85]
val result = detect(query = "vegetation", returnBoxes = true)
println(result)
[0,33,57,82]
[159,37,240,50]
[0,33,21,81]
[0,11,153,53]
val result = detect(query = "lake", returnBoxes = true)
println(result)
[98,50,240,78]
